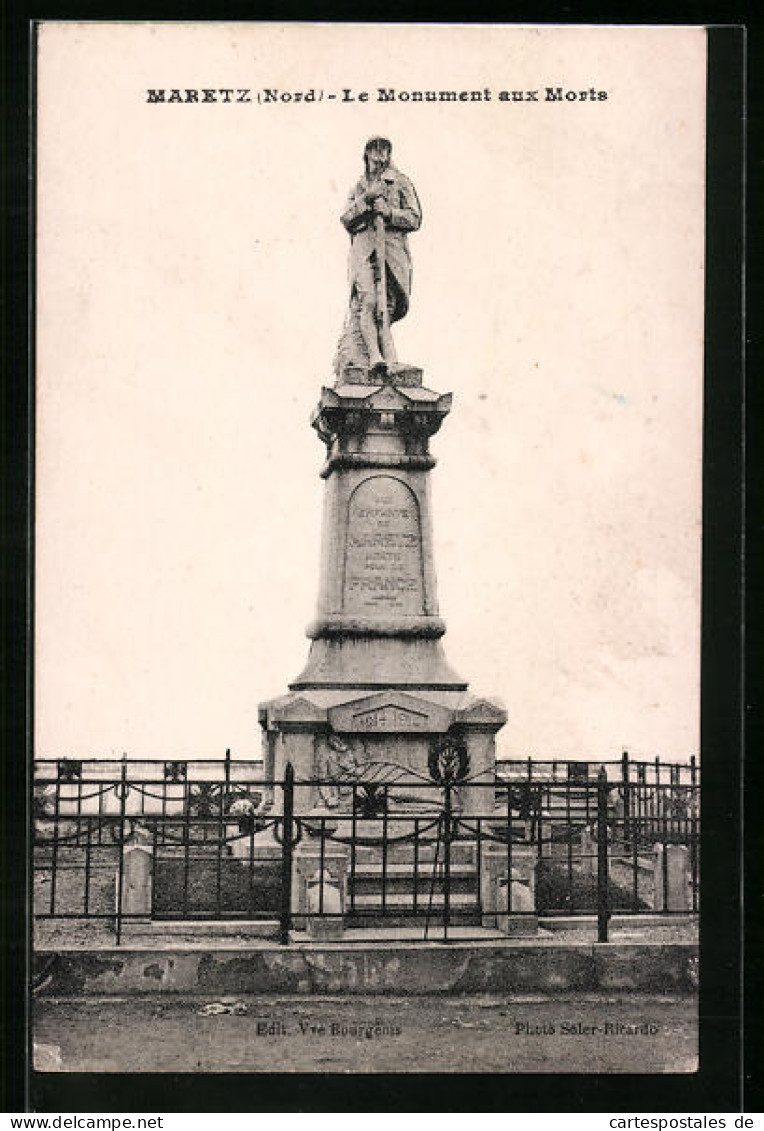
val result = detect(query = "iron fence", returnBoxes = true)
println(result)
[33,757,699,945]
[34,750,698,794]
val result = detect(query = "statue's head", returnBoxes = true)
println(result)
[363,136,392,178]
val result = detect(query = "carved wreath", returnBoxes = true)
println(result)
[427,737,470,786]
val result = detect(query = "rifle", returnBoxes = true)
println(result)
[373,209,389,353]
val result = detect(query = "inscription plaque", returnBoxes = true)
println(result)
[343,476,424,615]
[352,706,428,732]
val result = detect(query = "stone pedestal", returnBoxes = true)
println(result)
[259,368,507,805]
[652,843,691,911]
[293,842,351,938]
[481,844,538,935]
[580,826,597,876]
[117,826,153,918]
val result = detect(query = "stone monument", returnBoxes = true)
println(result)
[259,138,508,815]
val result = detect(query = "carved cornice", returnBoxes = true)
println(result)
[320,452,436,478]
[306,614,447,639]
[311,383,452,452]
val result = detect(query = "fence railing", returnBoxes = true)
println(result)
[33,750,698,791]
[33,760,699,946]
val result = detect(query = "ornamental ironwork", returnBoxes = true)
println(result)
[352,783,388,819]
[505,783,543,819]
[57,758,82,780]
[427,737,470,786]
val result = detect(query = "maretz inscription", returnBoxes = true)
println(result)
[347,533,418,549]
[343,477,424,615]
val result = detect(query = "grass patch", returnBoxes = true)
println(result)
[535,858,649,913]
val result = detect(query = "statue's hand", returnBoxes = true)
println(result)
[372,197,392,219]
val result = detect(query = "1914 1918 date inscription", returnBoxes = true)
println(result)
[343,476,424,615]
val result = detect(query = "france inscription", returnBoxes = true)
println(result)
[343,476,424,615]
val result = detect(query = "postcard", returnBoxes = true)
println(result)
[30,21,725,1093]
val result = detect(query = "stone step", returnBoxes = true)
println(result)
[349,878,477,899]
[124,918,279,938]
[349,891,479,910]
[350,862,477,877]
[345,909,483,927]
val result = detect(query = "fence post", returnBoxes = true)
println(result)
[280,762,295,946]
[115,758,128,946]
[689,753,699,912]
[621,750,631,848]
[442,780,452,942]
[596,767,609,943]
[49,770,62,918]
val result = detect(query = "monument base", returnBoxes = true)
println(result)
[259,684,506,821]
[291,634,467,691]
[256,356,513,928]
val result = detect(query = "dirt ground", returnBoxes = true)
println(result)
[34,915,699,949]
[34,992,698,1074]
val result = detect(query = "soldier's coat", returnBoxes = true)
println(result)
[340,164,422,323]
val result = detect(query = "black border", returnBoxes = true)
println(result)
[2,9,751,1115]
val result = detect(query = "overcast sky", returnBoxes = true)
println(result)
[35,23,707,762]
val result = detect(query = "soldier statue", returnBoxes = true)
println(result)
[334,137,422,379]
